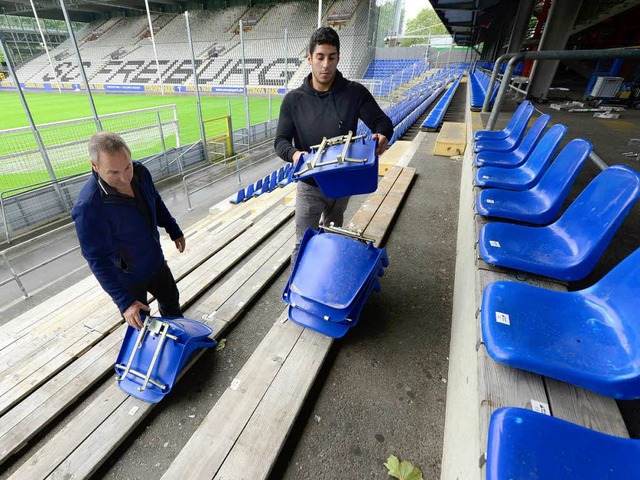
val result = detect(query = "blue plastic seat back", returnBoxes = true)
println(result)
[474,114,550,168]
[288,230,385,309]
[474,123,567,190]
[487,408,640,480]
[481,246,640,398]
[474,100,531,141]
[554,164,640,262]
[476,138,592,224]
[478,165,640,281]
[230,187,245,204]
[474,103,534,153]
[115,317,216,403]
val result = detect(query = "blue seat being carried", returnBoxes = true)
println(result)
[478,165,640,281]
[476,138,593,224]
[474,114,550,168]
[487,408,640,479]
[474,124,567,190]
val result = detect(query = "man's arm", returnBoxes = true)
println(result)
[72,201,137,315]
[142,165,184,244]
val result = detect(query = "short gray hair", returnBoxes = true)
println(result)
[88,131,131,164]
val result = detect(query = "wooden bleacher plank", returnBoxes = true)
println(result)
[346,165,402,232]
[0,218,258,415]
[378,141,412,176]
[7,210,297,477]
[0,326,124,465]
[363,167,416,245]
[160,311,301,480]
[212,327,332,480]
[162,166,416,478]
[434,122,467,157]
[0,218,253,381]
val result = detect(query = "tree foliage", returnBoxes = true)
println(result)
[401,7,448,47]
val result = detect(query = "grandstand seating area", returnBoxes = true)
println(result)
[8,0,374,90]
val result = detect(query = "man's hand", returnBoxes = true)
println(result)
[123,300,150,329]
[175,236,186,253]
[371,133,389,156]
[292,150,308,166]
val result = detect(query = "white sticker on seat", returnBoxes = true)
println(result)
[489,240,501,248]
[531,400,550,415]
[485,199,495,204]
[495,311,510,325]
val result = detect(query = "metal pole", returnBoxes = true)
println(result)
[589,151,608,171]
[144,0,165,96]
[482,52,518,112]
[239,20,251,144]
[0,34,66,217]
[487,48,640,130]
[59,0,102,131]
[29,0,62,93]
[185,11,208,162]
[284,28,289,90]
[318,0,322,28]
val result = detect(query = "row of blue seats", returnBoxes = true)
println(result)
[229,163,294,204]
[473,102,640,478]
[470,68,498,109]
[420,74,462,131]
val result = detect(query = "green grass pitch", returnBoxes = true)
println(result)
[0,90,283,193]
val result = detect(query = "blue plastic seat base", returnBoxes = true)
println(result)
[293,137,378,198]
[487,408,640,480]
[115,317,216,403]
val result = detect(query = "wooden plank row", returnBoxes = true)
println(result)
[161,166,416,479]
[5,213,296,476]
[0,218,254,378]
[0,207,292,418]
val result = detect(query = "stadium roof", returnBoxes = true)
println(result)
[430,0,640,47]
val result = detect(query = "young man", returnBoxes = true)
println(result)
[72,131,186,329]
[274,26,394,259]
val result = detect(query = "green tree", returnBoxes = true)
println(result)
[401,7,448,47]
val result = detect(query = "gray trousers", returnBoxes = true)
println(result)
[293,181,350,262]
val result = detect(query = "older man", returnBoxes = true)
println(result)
[72,131,186,329]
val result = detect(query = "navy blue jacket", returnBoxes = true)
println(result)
[72,161,183,314]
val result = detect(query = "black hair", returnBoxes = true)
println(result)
[309,26,340,55]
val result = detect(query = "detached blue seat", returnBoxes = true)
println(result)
[487,408,640,479]
[478,165,640,281]
[474,114,550,168]
[229,187,245,204]
[475,124,567,190]
[474,103,534,153]
[482,246,640,399]
[115,316,216,403]
[474,101,532,141]
[282,228,388,338]
[476,138,593,224]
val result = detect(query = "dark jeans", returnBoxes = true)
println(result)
[127,261,182,318]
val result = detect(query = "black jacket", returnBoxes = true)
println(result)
[274,70,394,167]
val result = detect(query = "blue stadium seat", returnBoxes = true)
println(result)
[229,187,246,204]
[474,101,532,141]
[487,408,640,479]
[474,124,567,190]
[421,76,461,130]
[474,114,550,168]
[474,102,534,153]
[282,229,388,338]
[482,244,640,399]
[478,165,640,281]
[476,138,592,224]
